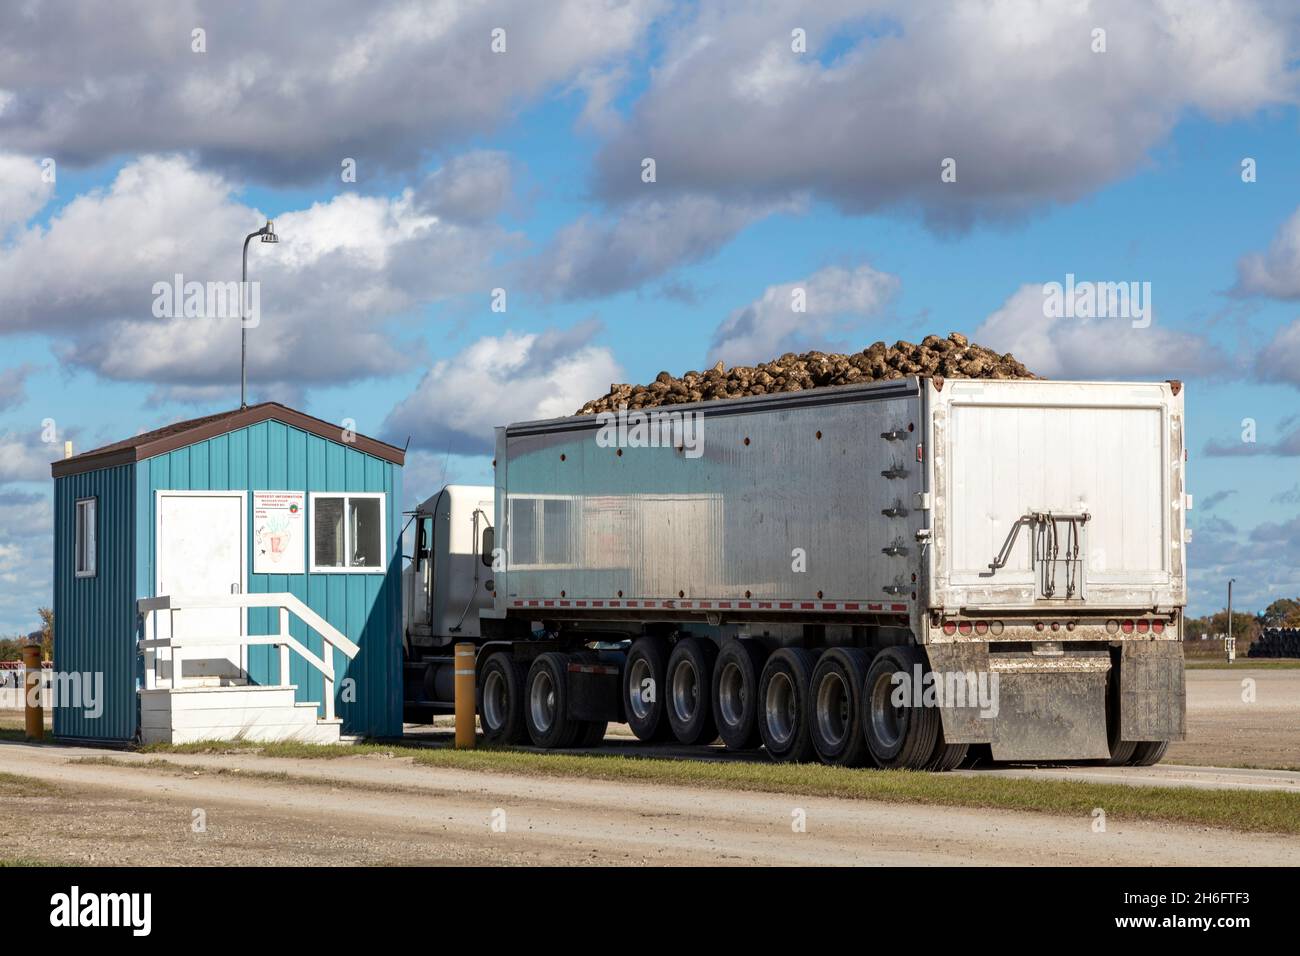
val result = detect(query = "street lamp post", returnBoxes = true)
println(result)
[1226,578,1236,665]
[241,220,278,409]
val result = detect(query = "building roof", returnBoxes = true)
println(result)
[51,402,406,478]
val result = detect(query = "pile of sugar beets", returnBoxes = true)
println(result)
[575,332,1037,415]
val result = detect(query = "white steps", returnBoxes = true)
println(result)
[140,684,344,745]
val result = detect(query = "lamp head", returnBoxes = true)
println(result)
[260,220,278,243]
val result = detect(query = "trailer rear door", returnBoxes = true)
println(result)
[929,380,1185,611]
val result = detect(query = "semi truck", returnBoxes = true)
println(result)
[402,375,1188,770]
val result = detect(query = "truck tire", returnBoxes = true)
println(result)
[575,721,609,748]
[926,730,969,772]
[524,652,582,749]
[862,646,940,770]
[808,648,871,766]
[478,652,528,746]
[1129,740,1169,766]
[757,648,817,763]
[713,639,766,750]
[666,638,718,745]
[623,636,673,742]
[1105,661,1137,765]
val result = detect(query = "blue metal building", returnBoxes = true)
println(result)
[51,403,405,742]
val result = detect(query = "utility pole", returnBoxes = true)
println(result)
[241,220,278,408]
[1226,578,1236,665]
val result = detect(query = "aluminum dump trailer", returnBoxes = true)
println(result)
[406,375,1188,769]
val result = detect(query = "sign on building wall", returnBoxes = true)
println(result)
[253,491,305,574]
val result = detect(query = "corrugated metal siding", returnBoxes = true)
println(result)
[135,420,403,737]
[53,464,137,741]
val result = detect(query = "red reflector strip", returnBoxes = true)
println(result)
[778,602,793,609]
[845,603,860,610]
[890,603,907,611]
[567,663,619,676]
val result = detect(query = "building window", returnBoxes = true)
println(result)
[310,493,385,572]
[75,497,97,578]
[507,495,574,568]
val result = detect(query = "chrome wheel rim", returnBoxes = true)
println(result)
[627,657,653,721]
[483,669,507,731]
[670,658,700,724]
[815,670,850,748]
[764,671,796,746]
[529,669,556,733]
[869,670,903,750]
[717,661,746,728]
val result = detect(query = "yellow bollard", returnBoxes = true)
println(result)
[22,643,43,741]
[454,643,476,749]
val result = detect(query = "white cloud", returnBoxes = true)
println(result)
[594,1,1298,228]
[1256,318,1300,387]
[1236,206,1300,298]
[708,264,900,367]
[385,321,622,455]
[0,154,516,391]
[529,194,798,300]
[0,0,663,183]
[0,430,54,483]
[974,283,1222,379]
[0,153,54,232]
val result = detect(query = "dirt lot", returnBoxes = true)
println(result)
[0,665,1295,866]
[2,742,1298,867]
[1167,667,1300,770]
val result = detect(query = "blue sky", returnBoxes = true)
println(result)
[3,1,1300,633]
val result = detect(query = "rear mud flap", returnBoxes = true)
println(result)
[925,643,1111,760]
[1120,641,1186,742]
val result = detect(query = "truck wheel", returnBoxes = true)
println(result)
[666,638,718,745]
[862,646,939,770]
[525,652,581,749]
[758,648,817,763]
[808,648,871,766]
[1105,661,1137,765]
[479,652,528,746]
[1129,740,1169,766]
[925,731,969,772]
[713,639,766,750]
[623,636,673,742]
[575,721,608,748]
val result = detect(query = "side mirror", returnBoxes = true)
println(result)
[481,526,495,567]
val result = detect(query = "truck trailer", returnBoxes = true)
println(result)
[402,375,1188,770]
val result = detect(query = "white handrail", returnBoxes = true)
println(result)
[137,592,358,722]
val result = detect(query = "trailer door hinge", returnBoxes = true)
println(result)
[914,492,932,510]
[881,466,909,479]
[915,528,932,543]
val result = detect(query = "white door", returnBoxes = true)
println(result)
[156,492,246,682]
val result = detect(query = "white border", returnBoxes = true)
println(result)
[308,491,387,574]
[154,490,248,674]
[74,496,97,578]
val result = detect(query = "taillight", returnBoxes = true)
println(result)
[1106,620,1120,634]
[1152,620,1165,634]
[1136,619,1150,634]
[1050,621,1061,632]
[990,621,1005,636]
[1121,619,1134,634]
[958,621,973,635]
[942,621,957,635]
[1034,621,1045,632]
[974,621,989,635]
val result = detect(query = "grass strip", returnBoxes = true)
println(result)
[129,740,1300,835]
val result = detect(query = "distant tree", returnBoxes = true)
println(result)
[36,607,53,660]
[1260,597,1300,628]
[0,638,21,662]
